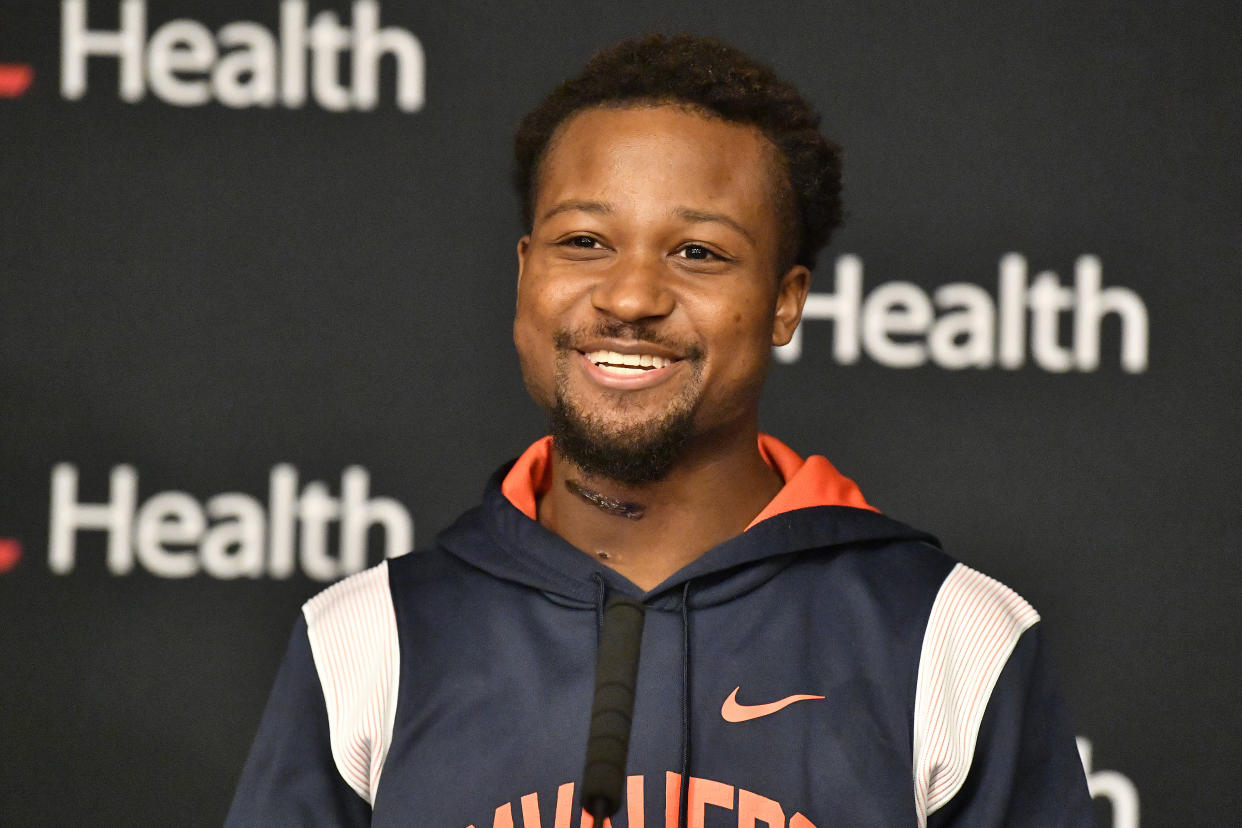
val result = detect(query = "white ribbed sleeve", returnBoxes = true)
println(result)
[912,563,1040,825]
[303,560,400,805]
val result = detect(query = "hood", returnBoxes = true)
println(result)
[436,434,939,611]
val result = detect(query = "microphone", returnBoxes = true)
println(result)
[581,594,646,820]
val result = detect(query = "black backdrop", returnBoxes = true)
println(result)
[2,2,1239,825]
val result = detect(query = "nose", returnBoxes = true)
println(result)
[590,253,676,322]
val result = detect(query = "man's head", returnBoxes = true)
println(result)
[512,35,841,485]
[514,33,843,273]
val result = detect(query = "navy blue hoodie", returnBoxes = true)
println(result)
[227,436,1094,827]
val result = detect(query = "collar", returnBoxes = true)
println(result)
[500,433,876,529]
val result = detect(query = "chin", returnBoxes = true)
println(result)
[548,397,695,486]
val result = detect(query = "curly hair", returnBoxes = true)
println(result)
[513,33,843,271]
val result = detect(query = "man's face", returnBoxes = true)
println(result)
[513,105,809,484]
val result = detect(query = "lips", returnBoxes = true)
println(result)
[573,347,686,390]
[583,349,673,376]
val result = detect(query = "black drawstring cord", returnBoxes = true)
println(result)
[678,580,692,828]
[591,572,606,643]
[591,573,690,823]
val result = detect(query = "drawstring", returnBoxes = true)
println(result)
[590,573,691,824]
[591,573,606,642]
[678,580,692,828]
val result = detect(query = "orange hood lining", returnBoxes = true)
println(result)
[500,434,876,529]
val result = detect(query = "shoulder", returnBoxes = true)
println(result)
[301,560,401,689]
[915,561,1042,700]
[302,546,472,624]
[300,560,401,805]
[922,562,1041,646]
[302,558,396,628]
[913,562,1042,823]
[788,526,959,630]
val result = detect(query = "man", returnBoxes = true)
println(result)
[227,34,1094,827]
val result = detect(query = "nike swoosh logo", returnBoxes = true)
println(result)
[720,686,825,722]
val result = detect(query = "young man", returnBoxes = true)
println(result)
[228,35,1094,827]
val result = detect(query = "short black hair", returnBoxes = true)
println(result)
[513,33,843,270]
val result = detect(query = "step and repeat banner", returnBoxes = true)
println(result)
[1,2,1238,825]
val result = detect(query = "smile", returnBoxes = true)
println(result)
[573,348,686,391]
[583,349,674,376]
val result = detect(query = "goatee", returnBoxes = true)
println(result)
[549,393,695,486]
[548,323,703,485]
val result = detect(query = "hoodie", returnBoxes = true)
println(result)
[226,435,1094,827]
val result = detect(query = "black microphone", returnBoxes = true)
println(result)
[581,594,646,820]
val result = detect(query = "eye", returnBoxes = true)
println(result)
[563,235,601,249]
[675,243,727,262]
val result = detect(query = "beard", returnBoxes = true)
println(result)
[546,324,704,485]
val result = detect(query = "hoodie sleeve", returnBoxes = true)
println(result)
[227,561,400,824]
[926,625,1095,827]
[224,615,372,826]
[910,563,1094,827]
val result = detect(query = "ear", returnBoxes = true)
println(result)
[772,264,811,346]
[516,235,531,286]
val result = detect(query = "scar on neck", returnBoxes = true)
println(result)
[565,479,645,520]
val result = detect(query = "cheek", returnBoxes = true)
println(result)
[513,316,557,410]
[712,297,777,371]
[513,284,549,355]
[516,266,582,327]
[724,294,776,338]
[513,273,579,398]
[513,308,550,370]
[514,277,556,338]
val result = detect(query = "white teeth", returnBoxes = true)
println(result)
[584,350,672,371]
[597,364,647,376]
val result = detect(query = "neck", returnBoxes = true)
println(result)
[537,428,784,591]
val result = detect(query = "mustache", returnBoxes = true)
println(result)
[554,322,704,361]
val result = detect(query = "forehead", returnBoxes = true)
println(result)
[534,105,784,221]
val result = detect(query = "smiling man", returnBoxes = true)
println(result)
[513,102,813,590]
[228,35,1094,827]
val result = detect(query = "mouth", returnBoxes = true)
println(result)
[581,349,675,377]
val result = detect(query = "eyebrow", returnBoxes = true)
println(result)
[673,207,755,245]
[540,201,755,246]
[540,199,613,222]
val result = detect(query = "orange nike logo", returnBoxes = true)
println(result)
[720,686,825,722]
